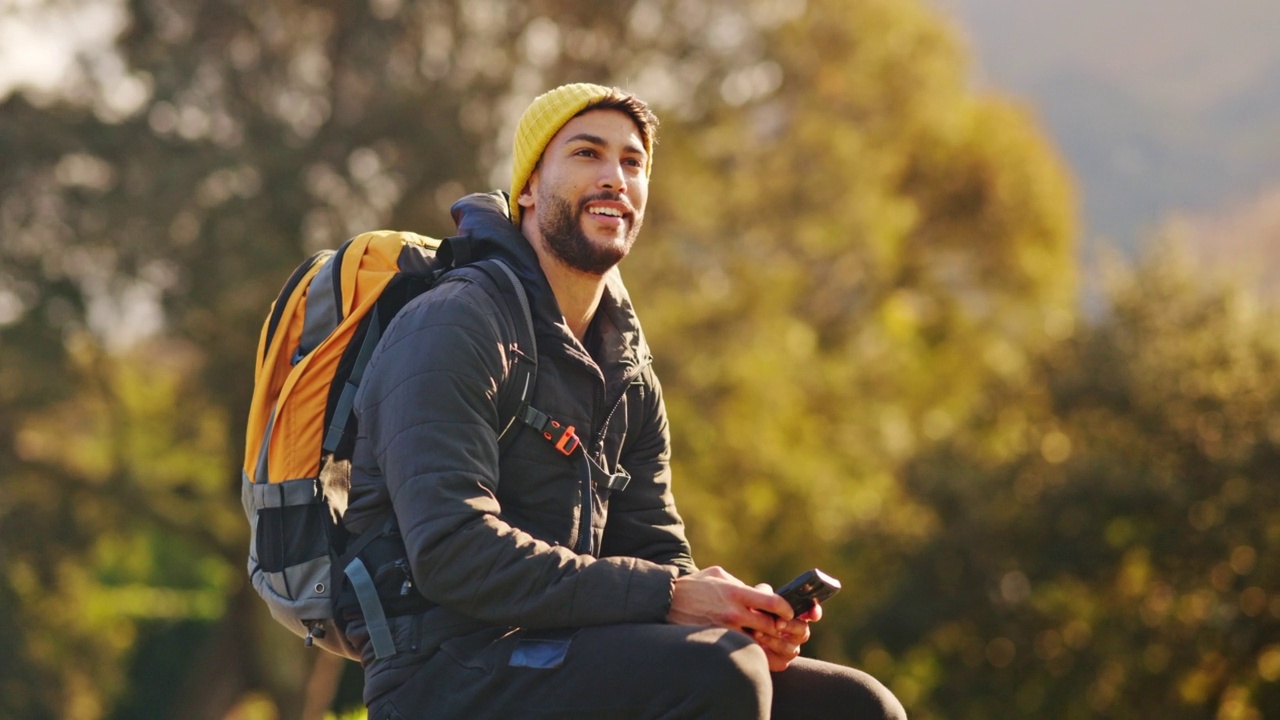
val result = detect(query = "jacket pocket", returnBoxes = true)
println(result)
[509,628,579,669]
[437,626,515,674]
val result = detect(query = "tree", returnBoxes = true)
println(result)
[886,242,1280,718]
[628,0,1076,660]
[0,1,578,714]
[1,0,1077,716]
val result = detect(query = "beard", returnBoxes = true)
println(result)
[537,191,643,276]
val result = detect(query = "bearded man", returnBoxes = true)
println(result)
[341,83,906,720]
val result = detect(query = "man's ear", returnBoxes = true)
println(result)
[518,167,539,209]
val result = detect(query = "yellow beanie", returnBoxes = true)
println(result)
[509,83,653,223]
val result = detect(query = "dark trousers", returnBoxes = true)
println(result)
[366,624,906,719]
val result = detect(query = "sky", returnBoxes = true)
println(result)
[933,0,1280,113]
[935,0,1280,260]
[0,0,126,99]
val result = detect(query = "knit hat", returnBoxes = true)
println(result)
[509,83,653,223]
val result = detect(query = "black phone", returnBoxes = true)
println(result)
[776,568,841,616]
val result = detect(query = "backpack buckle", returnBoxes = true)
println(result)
[544,421,580,456]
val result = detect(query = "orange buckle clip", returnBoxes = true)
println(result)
[544,421,580,456]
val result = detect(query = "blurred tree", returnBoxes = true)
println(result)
[0,1,589,715]
[0,94,163,720]
[886,242,1280,718]
[1,0,1079,717]
[628,0,1076,658]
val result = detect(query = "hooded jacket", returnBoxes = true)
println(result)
[343,191,696,694]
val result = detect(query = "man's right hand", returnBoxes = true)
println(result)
[669,566,793,628]
[667,566,805,670]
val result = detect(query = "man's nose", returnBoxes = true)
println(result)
[598,161,627,192]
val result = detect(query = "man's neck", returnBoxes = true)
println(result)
[544,262,606,343]
[525,230,608,343]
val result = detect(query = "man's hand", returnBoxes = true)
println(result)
[750,582,820,671]
[667,566,819,672]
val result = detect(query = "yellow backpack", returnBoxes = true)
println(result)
[241,230,535,659]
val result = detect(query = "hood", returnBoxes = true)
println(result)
[445,191,561,326]
[446,191,537,276]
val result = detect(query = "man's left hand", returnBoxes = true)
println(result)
[749,583,822,672]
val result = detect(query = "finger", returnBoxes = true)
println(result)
[753,631,802,661]
[760,615,809,646]
[757,633,799,656]
[740,608,784,636]
[745,586,794,621]
[751,583,789,629]
[733,583,793,620]
[800,600,824,622]
[780,618,811,645]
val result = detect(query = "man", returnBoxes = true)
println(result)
[342,83,906,719]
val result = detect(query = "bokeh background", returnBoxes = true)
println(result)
[2,0,1278,718]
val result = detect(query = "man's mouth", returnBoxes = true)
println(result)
[583,196,632,224]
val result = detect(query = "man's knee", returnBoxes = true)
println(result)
[854,670,907,720]
[771,658,907,720]
[683,628,771,717]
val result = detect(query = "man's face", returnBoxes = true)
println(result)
[519,109,649,275]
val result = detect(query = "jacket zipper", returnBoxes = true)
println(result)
[575,358,652,556]
[594,358,651,446]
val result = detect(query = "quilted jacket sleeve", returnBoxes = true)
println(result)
[353,275,678,628]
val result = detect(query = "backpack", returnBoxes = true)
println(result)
[241,229,537,660]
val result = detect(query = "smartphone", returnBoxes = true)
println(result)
[776,568,841,616]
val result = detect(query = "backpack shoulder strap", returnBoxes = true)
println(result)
[466,258,538,450]
[331,257,537,660]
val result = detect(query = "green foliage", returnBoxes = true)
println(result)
[628,0,1076,652]
[0,338,234,718]
[3,0,1276,718]
[885,243,1280,717]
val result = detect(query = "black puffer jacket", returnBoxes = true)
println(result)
[344,192,696,695]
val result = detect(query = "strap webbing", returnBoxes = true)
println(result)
[344,557,396,660]
[594,460,631,493]
[517,405,630,493]
[583,450,630,492]
[264,250,329,366]
[469,258,538,452]
[323,311,383,454]
[252,408,278,484]
[297,253,342,364]
[331,257,546,657]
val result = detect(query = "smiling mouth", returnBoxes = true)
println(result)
[582,193,633,223]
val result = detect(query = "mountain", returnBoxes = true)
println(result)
[931,0,1280,256]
